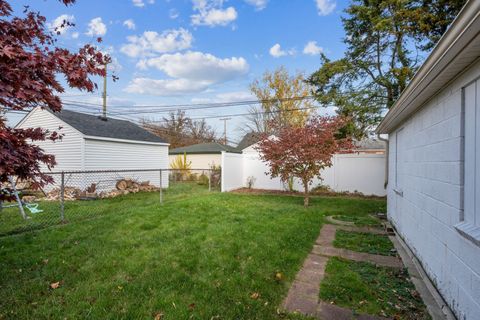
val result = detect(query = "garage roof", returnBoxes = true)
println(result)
[51,109,167,143]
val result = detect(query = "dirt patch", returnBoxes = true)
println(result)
[231,188,386,200]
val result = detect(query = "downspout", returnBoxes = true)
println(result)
[377,133,389,189]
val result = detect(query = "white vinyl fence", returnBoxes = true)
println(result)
[221,151,386,196]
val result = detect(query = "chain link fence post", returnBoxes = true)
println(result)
[208,169,212,192]
[60,171,65,222]
[159,169,163,204]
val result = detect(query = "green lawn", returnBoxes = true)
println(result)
[333,230,396,256]
[0,189,385,320]
[319,257,430,320]
[0,182,212,236]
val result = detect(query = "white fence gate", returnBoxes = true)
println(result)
[221,151,386,196]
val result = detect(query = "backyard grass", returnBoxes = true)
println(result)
[333,230,396,256]
[0,188,385,319]
[0,182,212,236]
[319,257,430,320]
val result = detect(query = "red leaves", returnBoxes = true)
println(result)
[0,0,110,190]
[255,116,352,206]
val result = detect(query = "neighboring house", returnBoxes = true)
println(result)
[220,134,387,195]
[16,107,169,188]
[353,138,386,154]
[169,142,240,169]
[376,2,480,319]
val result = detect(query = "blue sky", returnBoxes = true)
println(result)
[9,0,348,142]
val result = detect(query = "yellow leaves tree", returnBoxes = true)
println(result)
[247,66,313,133]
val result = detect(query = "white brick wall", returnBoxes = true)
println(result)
[388,60,480,320]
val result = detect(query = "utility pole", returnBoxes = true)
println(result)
[219,117,231,145]
[102,62,108,120]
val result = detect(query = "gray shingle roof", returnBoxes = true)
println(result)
[51,109,166,143]
[236,132,263,150]
[354,139,386,150]
[169,142,241,154]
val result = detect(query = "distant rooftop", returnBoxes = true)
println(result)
[236,132,264,150]
[354,139,386,150]
[169,142,241,155]
[49,109,166,143]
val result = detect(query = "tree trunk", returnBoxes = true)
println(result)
[303,182,309,207]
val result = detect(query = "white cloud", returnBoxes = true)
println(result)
[71,32,79,39]
[123,19,136,30]
[244,0,268,10]
[192,91,255,103]
[315,0,336,16]
[86,17,107,36]
[120,28,193,58]
[269,43,295,58]
[169,8,180,19]
[126,51,249,96]
[49,14,75,35]
[303,41,323,55]
[191,0,237,27]
[125,78,211,96]
[132,0,155,7]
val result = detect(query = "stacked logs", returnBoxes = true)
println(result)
[44,179,159,200]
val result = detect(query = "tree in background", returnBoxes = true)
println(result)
[308,0,466,139]
[142,110,217,148]
[256,116,352,207]
[0,0,110,198]
[246,66,314,134]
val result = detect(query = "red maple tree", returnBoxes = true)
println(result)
[0,0,110,198]
[256,116,352,207]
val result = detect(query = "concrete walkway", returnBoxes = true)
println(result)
[282,222,401,320]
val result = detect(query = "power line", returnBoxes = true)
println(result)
[61,95,317,116]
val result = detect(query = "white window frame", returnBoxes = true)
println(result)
[455,80,480,246]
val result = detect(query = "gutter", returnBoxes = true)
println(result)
[377,134,389,188]
[377,0,480,133]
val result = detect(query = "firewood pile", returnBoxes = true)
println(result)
[44,179,159,201]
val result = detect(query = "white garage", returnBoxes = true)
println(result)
[16,107,170,189]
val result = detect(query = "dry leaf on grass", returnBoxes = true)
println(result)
[250,292,260,300]
[153,312,164,320]
[50,281,60,289]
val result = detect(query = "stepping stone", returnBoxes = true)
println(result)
[336,224,388,235]
[312,245,403,268]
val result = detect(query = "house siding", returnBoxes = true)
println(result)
[168,154,221,170]
[387,60,480,320]
[84,138,169,187]
[16,108,84,172]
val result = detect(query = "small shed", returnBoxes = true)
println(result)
[16,107,170,188]
[169,142,240,169]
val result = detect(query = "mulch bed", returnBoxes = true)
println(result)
[231,188,386,200]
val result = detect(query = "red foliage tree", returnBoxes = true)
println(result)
[256,116,352,207]
[0,0,110,199]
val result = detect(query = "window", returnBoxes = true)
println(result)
[456,80,480,245]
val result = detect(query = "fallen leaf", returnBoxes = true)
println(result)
[250,292,260,300]
[42,259,49,265]
[275,272,283,281]
[50,281,60,289]
[153,312,164,320]
[188,303,195,311]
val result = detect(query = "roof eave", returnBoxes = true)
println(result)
[377,0,480,134]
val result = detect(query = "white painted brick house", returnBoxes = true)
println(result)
[377,2,480,319]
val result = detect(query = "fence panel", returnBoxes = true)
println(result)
[0,168,219,237]
[221,151,244,192]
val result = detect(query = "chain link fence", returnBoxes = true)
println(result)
[0,168,221,237]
